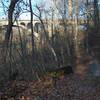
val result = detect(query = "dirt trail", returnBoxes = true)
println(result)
[75,47,100,78]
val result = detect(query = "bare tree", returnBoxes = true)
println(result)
[5,0,20,43]
[3,0,20,62]
[93,0,99,32]
[29,0,34,60]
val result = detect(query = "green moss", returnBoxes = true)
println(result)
[46,71,63,78]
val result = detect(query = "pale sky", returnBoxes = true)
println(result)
[0,0,100,20]
[0,0,48,20]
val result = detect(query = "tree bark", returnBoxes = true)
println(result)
[93,0,99,33]
[5,0,19,42]
[4,0,19,61]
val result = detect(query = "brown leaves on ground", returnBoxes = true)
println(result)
[0,75,53,100]
[0,74,100,100]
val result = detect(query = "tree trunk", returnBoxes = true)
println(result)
[3,0,19,61]
[93,0,99,33]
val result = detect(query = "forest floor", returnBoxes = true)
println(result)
[0,73,100,100]
[0,39,100,100]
